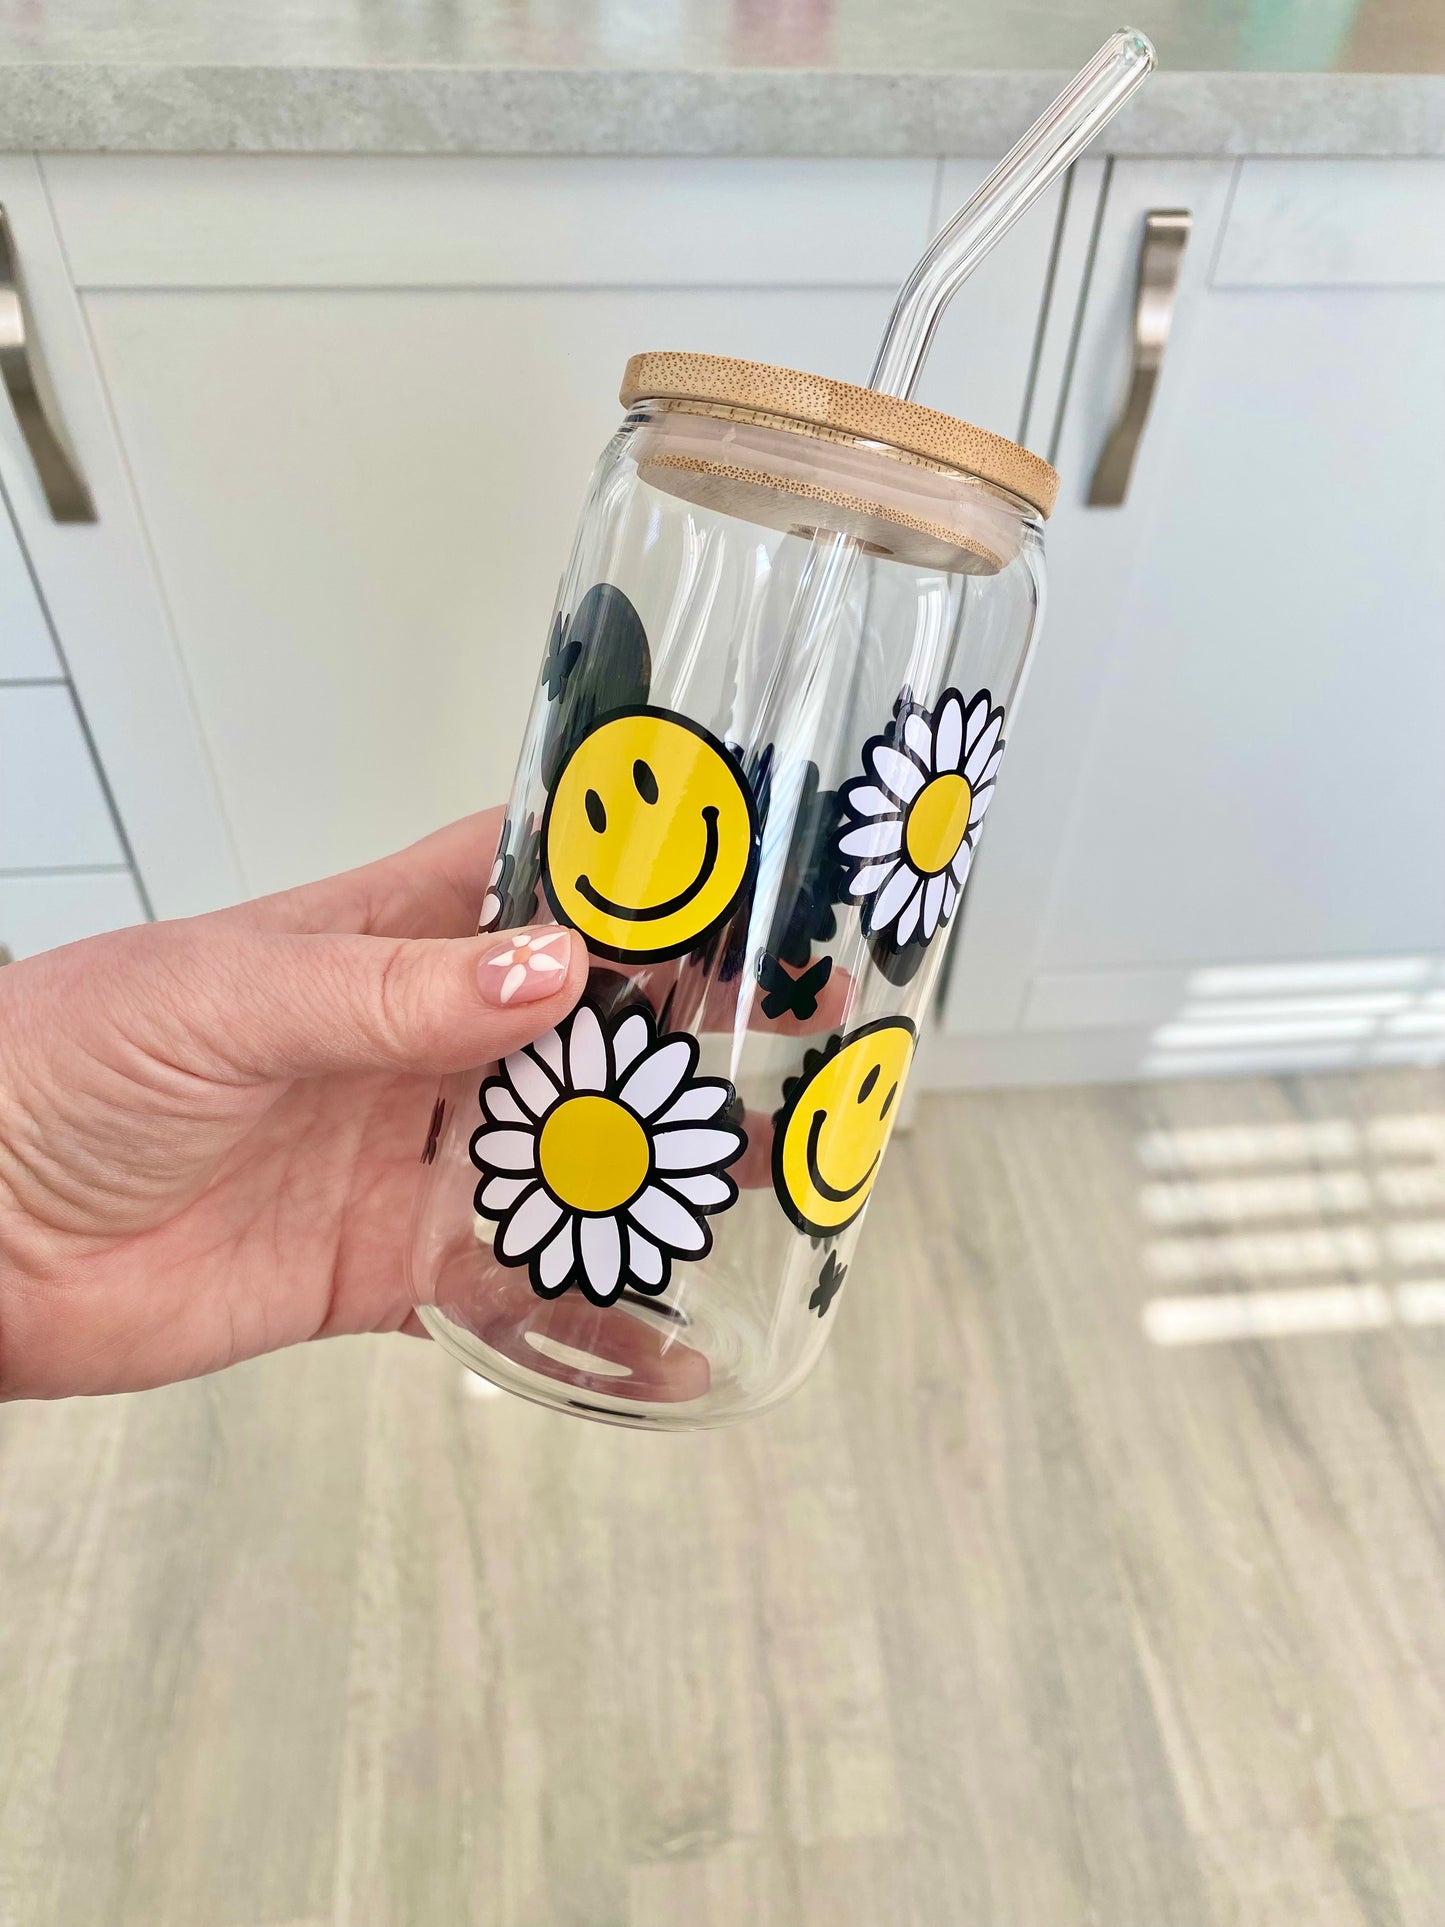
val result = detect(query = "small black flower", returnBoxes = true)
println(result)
[809,1250,847,1317]
[541,611,584,702]
[766,757,847,970]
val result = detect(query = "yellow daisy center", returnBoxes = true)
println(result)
[538,1094,650,1213]
[903,772,973,876]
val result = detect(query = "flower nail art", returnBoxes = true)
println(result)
[480,929,571,1005]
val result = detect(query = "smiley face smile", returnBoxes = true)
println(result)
[574,805,719,922]
[804,1106,879,1204]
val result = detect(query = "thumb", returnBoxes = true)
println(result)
[151,921,588,1084]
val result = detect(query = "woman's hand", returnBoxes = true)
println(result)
[0,811,585,1400]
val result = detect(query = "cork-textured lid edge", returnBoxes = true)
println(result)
[620,351,1058,520]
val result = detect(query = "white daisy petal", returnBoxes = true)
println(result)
[962,691,991,752]
[479,890,502,931]
[481,1174,530,1211]
[537,1219,576,1291]
[533,1027,565,1079]
[846,785,901,822]
[665,1171,734,1209]
[619,1037,695,1119]
[868,744,926,804]
[629,1184,708,1256]
[839,819,903,860]
[483,1084,530,1127]
[934,690,964,773]
[498,1186,563,1259]
[503,1047,558,1120]
[848,858,900,901]
[612,1009,651,1075]
[628,1228,665,1288]
[969,778,998,826]
[658,1083,729,1124]
[964,711,1003,784]
[579,1214,624,1300]
[566,1002,609,1092]
[471,1127,538,1174]
[501,963,527,1002]
[903,712,933,763]
[950,842,974,891]
[922,872,949,939]
[896,884,924,945]
[868,862,921,934]
[652,1126,743,1174]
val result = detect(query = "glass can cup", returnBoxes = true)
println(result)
[408,353,1056,1428]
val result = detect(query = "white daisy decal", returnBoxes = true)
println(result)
[837,686,1005,949]
[469,997,746,1307]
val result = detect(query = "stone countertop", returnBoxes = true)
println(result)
[1,1,1442,156]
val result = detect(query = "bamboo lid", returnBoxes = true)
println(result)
[620,351,1058,520]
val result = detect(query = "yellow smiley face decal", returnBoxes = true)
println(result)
[542,707,758,962]
[773,1018,917,1237]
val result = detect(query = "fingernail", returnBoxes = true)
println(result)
[477,926,575,1007]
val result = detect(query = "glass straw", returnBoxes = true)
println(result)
[871,29,1156,400]
[733,32,1156,1047]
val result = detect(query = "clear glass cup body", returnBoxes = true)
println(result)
[408,400,1046,1428]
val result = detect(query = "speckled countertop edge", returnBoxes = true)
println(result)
[0,68,1440,157]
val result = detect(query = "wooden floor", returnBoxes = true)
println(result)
[3,1067,1444,1927]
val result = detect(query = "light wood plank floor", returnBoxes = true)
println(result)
[3,1068,1444,1927]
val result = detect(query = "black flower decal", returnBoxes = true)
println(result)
[540,583,652,791]
[758,750,847,970]
[541,611,583,702]
[809,1250,847,1317]
[481,814,543,933]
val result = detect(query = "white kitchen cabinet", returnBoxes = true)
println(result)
[0,870,147,961]
[938,158,1445,1084]
[0,157,241,922]
[0,683,125,869]
[37,155,1061,901]
[0,493,60,678]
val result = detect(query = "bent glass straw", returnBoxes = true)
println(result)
[871,28,1156,399]
[735,33,1156,1045]
[772,28,1158,697]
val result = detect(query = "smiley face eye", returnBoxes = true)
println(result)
[857,1063,880,1103]
[585,788,607,834]
[633,759,659,804]
[880,1082,898,1120]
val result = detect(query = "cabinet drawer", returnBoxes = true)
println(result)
[45,156,934,291]
[0,870,146,960]
[0,496,62,679]
[0,684,126,868]
[1215,159,1445,288]
[0,878,145,959]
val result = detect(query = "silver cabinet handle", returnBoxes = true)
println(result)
[0,206,96,524]
[1086,208,1190,509]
